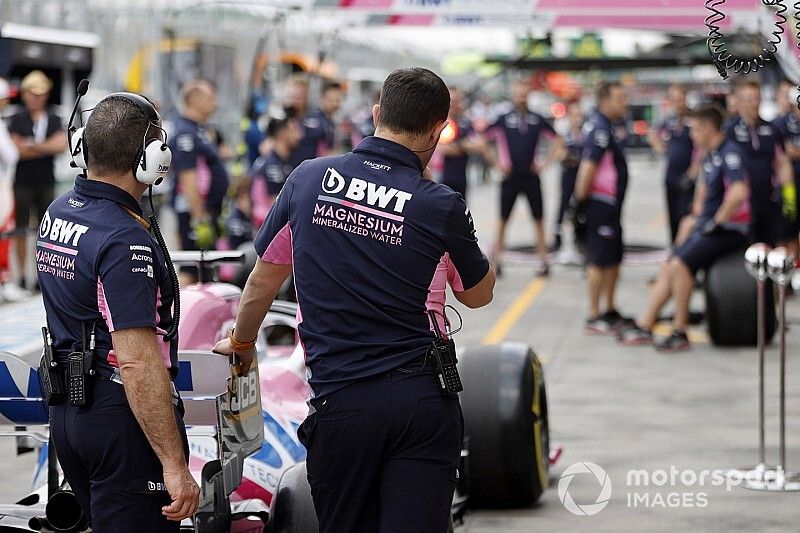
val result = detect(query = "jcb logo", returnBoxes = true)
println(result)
[39,211,89,246]
[322,167,413,214]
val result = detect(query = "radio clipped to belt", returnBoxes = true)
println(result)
[39,321,97,407]
[427,309,463,396]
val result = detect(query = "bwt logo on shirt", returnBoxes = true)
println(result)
[39,211,89,246]
[322,167,413,214]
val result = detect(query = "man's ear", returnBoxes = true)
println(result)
[432,119,448,144]
[372,104,380,129]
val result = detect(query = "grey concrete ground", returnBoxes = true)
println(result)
[1,153,798,531]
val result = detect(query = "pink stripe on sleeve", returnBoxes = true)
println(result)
[97,279,115,332]
[260,223,293,265]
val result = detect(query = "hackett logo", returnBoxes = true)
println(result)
[321,167,413,214]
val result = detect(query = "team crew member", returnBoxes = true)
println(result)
[724,79,793,246]
[38,94,199,531]
[249,111,301,228]
[170,80,229,253]
[771,88,800,256]
[576,82,631,333]
[485,80,562,276]
[9,70,68,290]
[436,86,484,199]
[214,67,494,533]
[0,78,24,302]
[619,106,751,351]
[552,101,584,251]
[647,84,698,244]
[290,81,343,167]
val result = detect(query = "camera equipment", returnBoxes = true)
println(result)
[427,310,463,396]
[38,327,65,406]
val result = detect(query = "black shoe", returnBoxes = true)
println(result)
[535,263,550,278]
[604,309,635,331]
[617,324,653,345]
[586,314,615,334]
[655,330,690,352]
[552,234,562,252]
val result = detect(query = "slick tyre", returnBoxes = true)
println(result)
[459,343,549,508]
[268,462,318,533]
[705,250,776,346]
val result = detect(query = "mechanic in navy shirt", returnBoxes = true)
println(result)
[724,79,793,246]
[289,81,342,167]
[250,110,301,228]
[576,82,632,334]
[620,106,751,351]
[214,68,495,533]
[771,88,800,256]
[485,80,562,276]
[647,84,698,244]
[38,95,198,531]
[552,100,584,251]
[436,86,484,200]
[170,80,230,254]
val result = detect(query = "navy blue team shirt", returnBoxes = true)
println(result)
[254,136,489,398]
[582,111,629,207]
[658,115,694,186]
[773,112,800,183]
[724,116,783,204]
[440,118,474,195]
[290,108,335,168]
[170,115,229,213]
[699,140,751,234]
[487,110,556,179]
[37,176,177,379]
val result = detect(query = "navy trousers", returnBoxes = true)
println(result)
[298,363,463,533]
[50,378,188,533]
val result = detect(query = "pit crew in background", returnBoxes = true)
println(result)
[434,86,485,201]
[575,82,632,334]
[619,106,751,351]
[225,175,253,250]
[647,84,699,245]
[9,70,68,291]
[290,81,343,167]
[552,100,584,252]
[771,88,800,257]
[38,94,198,531]
[485,80,563,277]
[170,80,229,257]
[214,67,495,533]
[0,77,24,302]
[724,79,793,247]
[249,110,301,228]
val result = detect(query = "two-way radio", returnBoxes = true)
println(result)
[427,310,463,396]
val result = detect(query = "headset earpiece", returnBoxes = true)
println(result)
[70,127,88,170]
[136,137,172,186]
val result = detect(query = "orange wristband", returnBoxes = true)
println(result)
[230,328,257,352]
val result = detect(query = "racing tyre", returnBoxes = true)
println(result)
[705,250,776,346]
[459,343,549,508]
[268,462,319,533]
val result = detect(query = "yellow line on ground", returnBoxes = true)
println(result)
[652,323,709,344]
[481,278,547,345]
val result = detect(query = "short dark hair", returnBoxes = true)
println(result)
[267,107,297,138]
[83,96,160,175]
[596,81,622,103]
[377,68,449,136]
[321,81,342,95]
[690,105,724,131]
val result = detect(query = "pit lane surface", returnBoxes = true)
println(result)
[1,153,798,532]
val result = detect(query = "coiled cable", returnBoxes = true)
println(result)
[706,0,788,78]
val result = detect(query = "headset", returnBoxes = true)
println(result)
[68,80,172,186]
[68,79,180,342]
